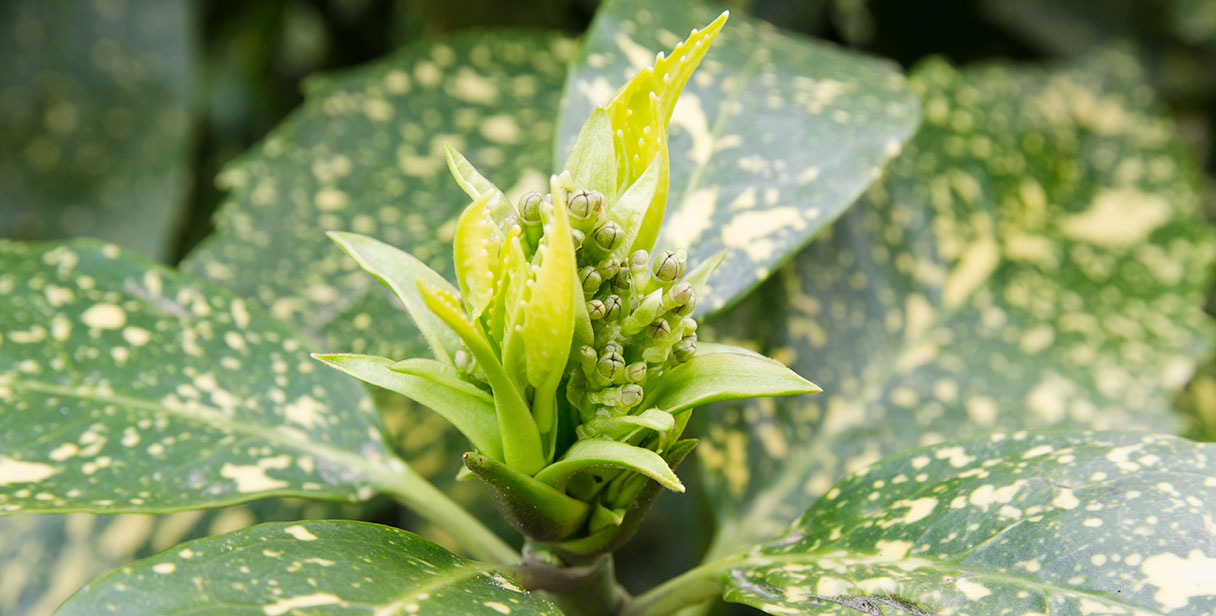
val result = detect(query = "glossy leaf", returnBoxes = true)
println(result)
[713,432,1216,615]
[183,31,575,363]
[640,343,820,416]
[557,0,921,313]
[57,520,558,616]
[0,240,400,513]
[0,0,193,260]
[534,439,684,493]
[699,50,1216,557]
[0,499,364,616]
[313,354,502,460]
[464,451,592,541]
[562,107,618,199]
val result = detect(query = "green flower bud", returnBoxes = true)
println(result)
[679,317,698,334]
[629,249,651,289]
[597,256,620,280]
[579,345,598,376]
[570,228,586,250]
[455,349,475,373]
[597,352,625,382]
[602,295,622,320]
[567,189,604,221]
[502,215,523,237]
[620,383,643,407]
[664,281,693,310]
[673,334,697,362]
[519,192,544,223]
[592,221,624,252]
[580,266,602,295]
[646,318,672,341]
[586,383,644,408]
[652,249,683,283]
[622,289,664,335]
[674,292,697,317]
[587,299,606,320]
[625,361,647,383]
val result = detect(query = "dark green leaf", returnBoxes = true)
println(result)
[557,0,921,313]
[0,0,193,260]
[715,432,1216,615]
[183,31,575,362]
[0,240,401,513]
[699,50,1216,556]
[57,520,557,615]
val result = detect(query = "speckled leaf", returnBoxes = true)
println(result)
[0,240,404,513]
[556,0,921,313]
[699,51,1216,557]
[0,499,364,616]
[183,31,575,362]
[0,0,193,260]
[714,432,1216,615]
[57,520,557,616]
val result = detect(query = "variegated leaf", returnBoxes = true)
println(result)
[705,432,1216,615]
[183,31,574,362]
[0,240,401,512]
[0,0,193,261]
[556,0,921,313]
[57,520,557,616]
[699,50,1216,557]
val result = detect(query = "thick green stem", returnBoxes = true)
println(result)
[510,543,628,616]
[621,558,728,616]
[372,461,518,565]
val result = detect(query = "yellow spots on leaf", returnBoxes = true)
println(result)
[384,69,411,94]
[480,114,522,144]
[413,61,442,87]
[967,481,1025,508]
[666,186,717,248]
[954,577,991,600]
[231,299,251,329]
[1140,549,1216,609]
[721,208,807,262]
[965,396,998,425]
[48,442,78,461]
[815,576,853,596]
[449,67,499,104]
[81,303,126,330]
[1018,324,1054,354]
[670,92,712,165]
[874,539,914,560]
[220,461,290,493]
[942,237,999,309]
[1059,188,1171,247]
[484,601,512,615]
[614,32,654,71]
[362,99,393,122]
[284,525,318,541]
[0,456,60,485]
[263,593,344,616]
[152,562,177,574]
[1083,518,1103,527]
[224,331,247,351]
[883,497,938,526]
[120,326,150,347]
[934,446,975,468]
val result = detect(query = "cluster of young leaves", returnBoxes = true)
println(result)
[1,0,1216,615]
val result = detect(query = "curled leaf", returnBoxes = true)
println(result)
[464,452,592,541]
[534,439,684,493]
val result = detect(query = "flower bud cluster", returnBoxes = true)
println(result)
[509,187,700,431]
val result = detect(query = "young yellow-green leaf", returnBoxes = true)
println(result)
[314,354,502,460]
[558,0,921,313]
[445,143,515,224]
[0,240,401,513]
[0,0,193,260]
[0,499,365,616]
[534,439,684,493]
[56,520,559,616]
[183,31,575,362]
[640,344,819,416]
[699,50,1216,558]
[709,432,1216,616]
[562,107,618,200]
[453,194,503,319]
[326,231,463,364]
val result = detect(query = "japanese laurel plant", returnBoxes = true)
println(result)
[3,0,1216,615]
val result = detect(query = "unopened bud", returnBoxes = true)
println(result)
[519,192,543,223]
[580,266,602,295]
[587,299,606,320]
[570,228,586,249]
[620,384,644,407]
[502,215,522,237]
[602,295,622,320]
[597,353,625,381]
[673,335,697,362]
[680,317,698,334]
[579,345,598,375]
[567,190,603,220]
[674,292,697,317]
[622,290,663,335]
[664,281,693,310]
[652,250,682,283]
[597,257,620,280]
[603,341,623,356]
[629,249,650,277]
[593,222,624,252]
[455,349,475,373]
[646,319,672,341]
[625,362,647,383]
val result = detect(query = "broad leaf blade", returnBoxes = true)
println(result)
[183,31,574,362]
[0,240,399,513]
[641,344,820,415]
[557,0,921,313]
[56,520,558,616]
[700,50,1216,557]
[717,432,1216,615]
[0,0,193,260]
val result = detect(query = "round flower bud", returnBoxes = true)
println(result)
[665,281,693,309]
[673,334,697,362]
[652,250,681,282]
[625,361,647,383]
[567,190,604,220]
[597,257,620,280]
[570,228,586,249]
[580,266,602,294]
[519,192,543,223]
[502,215,523,237]
[597,353,624,381]
[629,249,650,277]
[602,295,622,320]
[579,345,598,374]
[646,318,672,341]
[620,384,644,407]
[674,292,697,317]
[587,299,606,320]
[593,222,624,252]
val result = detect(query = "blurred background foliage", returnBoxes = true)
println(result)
[2,0,1215,614]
